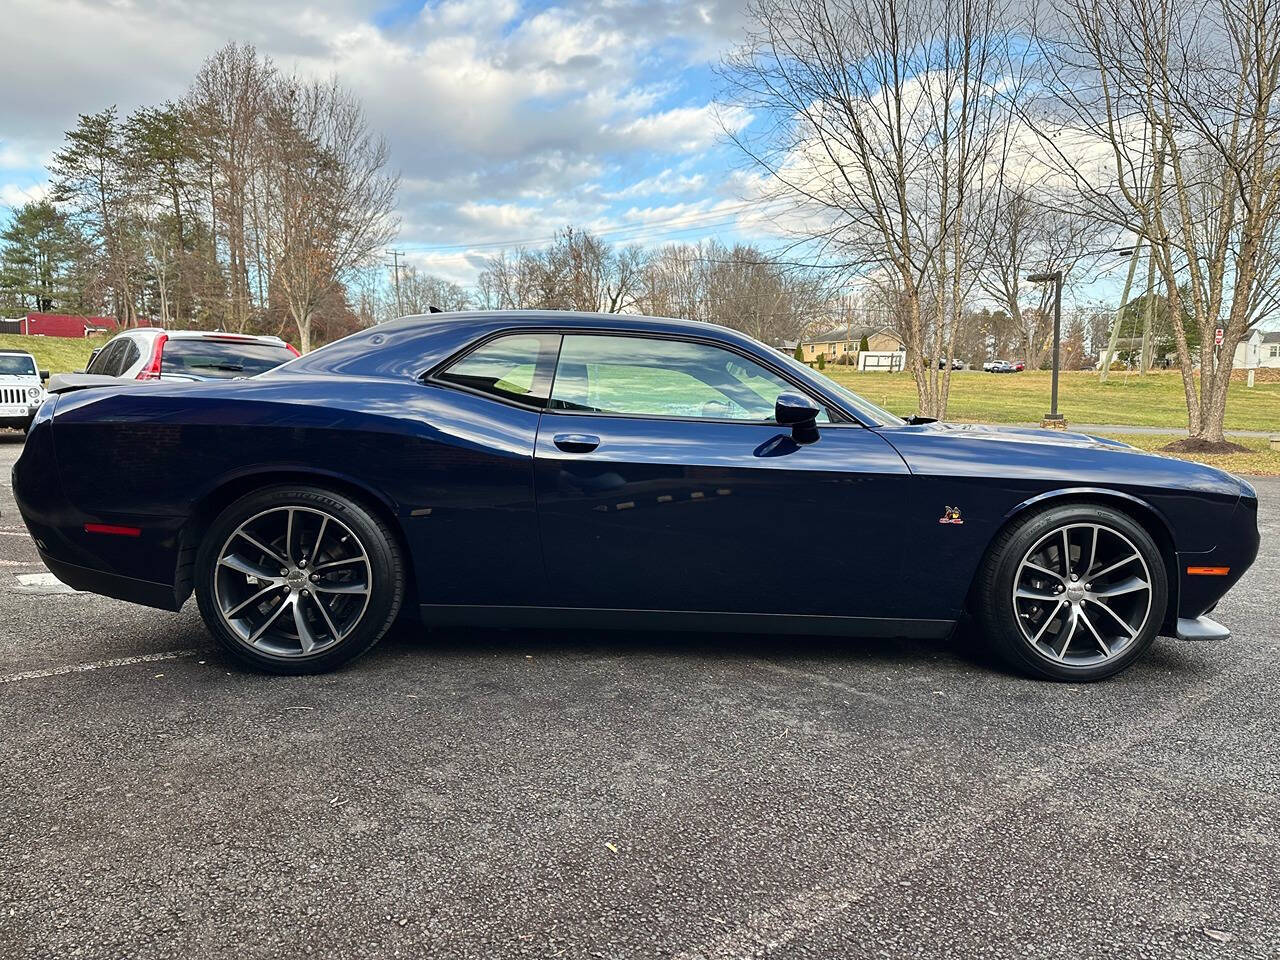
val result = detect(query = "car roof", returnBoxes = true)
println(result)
[374,309,718,338]
[118,328,288,344]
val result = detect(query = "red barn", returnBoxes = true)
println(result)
[19,313,120,338]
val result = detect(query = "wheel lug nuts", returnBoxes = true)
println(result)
[310,574,318,582]
[280,569,288,577]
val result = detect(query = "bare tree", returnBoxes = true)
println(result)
[475,228,643,313]
[1032,0,1280,446]
[260,75,399,352]
[396,266,471,315]
[721,0,1019,417]
[186,43,277,332]
[978,186,1105,369]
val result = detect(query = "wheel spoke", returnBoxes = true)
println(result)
[247,594,291,644]
[285,508,296,564]
[1016,586,1060,602]
[219,553,281,581]
[1088,552,1141,581]
[1085,526,1099,578]
[225,583,283,619]
[1031,600,1065,643]
[312,579,369,595]
[1055,608,1078,659]
[1023,561,1065,583]
[1076,607,1112,656]
[311,515,328,564]
[1086,599,1137,639]
[292,597,318,654]
[307,592,343,642]
[1060,528,1072,577]
[234,530,288,568]
[312,556,362,572]
[1091,575,1149,597]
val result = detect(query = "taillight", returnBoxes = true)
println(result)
[285,343,300,356]
[136,334,168,380]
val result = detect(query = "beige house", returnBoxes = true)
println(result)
[798,326,905,364]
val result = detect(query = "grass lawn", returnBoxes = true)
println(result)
[1105,433,1280,477]
[825,368,1280,432]
[0,334,108,375]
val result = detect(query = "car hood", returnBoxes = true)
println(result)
[903,421,1136,450]
[0,375,39,384]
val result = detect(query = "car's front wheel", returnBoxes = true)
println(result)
[195,485,404,674]
[976,504,1168,681]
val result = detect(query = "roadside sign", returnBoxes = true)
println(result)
[1215,328,1224,345]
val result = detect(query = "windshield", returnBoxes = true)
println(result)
[771,348,906,426]
[162,340,295,378]
[0,354,36,377]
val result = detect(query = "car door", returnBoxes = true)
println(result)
[533,333,913,620]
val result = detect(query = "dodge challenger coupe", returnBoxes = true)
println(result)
[11,311,1259,680]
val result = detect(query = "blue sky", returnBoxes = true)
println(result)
[0,0,786,285]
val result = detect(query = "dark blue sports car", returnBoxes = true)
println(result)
[11,311,1259,680]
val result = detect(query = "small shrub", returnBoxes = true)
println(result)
[817,353,826,370]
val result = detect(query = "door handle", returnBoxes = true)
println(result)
[553,433,601,453]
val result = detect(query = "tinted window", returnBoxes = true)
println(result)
[550,335,827,422]
[437,334,561,407]
[0,355,36,376]
[162,340,295,378]
[87,339,127,376]
[120,339,141,371]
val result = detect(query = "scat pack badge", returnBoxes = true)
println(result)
[938,506,964,525]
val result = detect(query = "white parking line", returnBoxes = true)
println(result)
[0,649,205,684]
[12,572,79,595]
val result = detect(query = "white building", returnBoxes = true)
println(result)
[1233,329,1280,369]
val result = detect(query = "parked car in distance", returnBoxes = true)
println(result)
[986,360,1017,373]
[1013,360,1026,372]
[14,311,1259,683]
[937,358,965,370]
[0,350,48,433]
[79,329,298,382]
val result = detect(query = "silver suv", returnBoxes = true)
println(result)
[0,350,48,433]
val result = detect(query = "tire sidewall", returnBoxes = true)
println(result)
[982,504,1169,681]
[195,485,402,674]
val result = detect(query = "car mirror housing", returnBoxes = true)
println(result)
[39,369,49,382]
[775,392,821,444]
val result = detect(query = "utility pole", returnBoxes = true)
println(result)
[386,250,405,318]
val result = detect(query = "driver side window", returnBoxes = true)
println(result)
[549,334,828,422]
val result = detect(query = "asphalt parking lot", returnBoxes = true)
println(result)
[1,432,1278,960]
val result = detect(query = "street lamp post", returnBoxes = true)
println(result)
[1026,269,1065,429]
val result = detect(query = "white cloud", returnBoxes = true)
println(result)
[607,168,708,198]
[0,0,763,279]
[1,182,50,209]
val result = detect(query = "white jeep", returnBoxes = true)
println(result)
[0,350,48,433]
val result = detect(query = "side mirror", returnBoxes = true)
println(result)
[775,392,821,444]
[39,369,49,382]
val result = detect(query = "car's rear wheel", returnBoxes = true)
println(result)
[195,485,404,674]
[976,504,1168,681]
